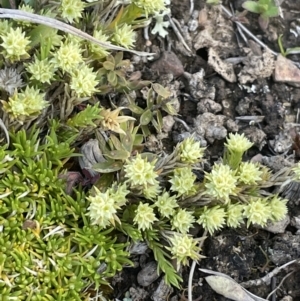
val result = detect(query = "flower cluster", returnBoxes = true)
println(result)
[133,0,166,17]
[70,65,99,97]
[89,29,110,58]
[133,202,157,230]
[1,86,48,122]
[26,57,57,84]
[224,133,253,169]
[169,167,196,196]
[226,203,244,228]
[237,162,263,185]
[52,40,83,73]
[87,183,129,228]
[100,107,135,134]
[197,206,226,235]
[155,191,178,218]
[178,137,205,164]
[112,24,136,49]
[0,27,31,62]
[166,233,202,270]
[124,154,158,188]
[60,0,85,23]
[171,208,195,234]
[205,163,237,203]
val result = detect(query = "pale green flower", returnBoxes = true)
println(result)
[70,65,99,97]
[133,202,157,231]
[26,57,57,84]
[124,154,158,187]
[225,133,253,154]
[205,164,237,204]
[197,206,226,235]
[166,233,203,270]
[179,137,205,164]
[52,41,83,73]
[243,198,272,227]
[107,183,129,207]
[143,181,161,200]
[87,187,118,228]
[169,167,196,196]
[155,191,178,218]
[60,0,85,23]
[226,203,244,228]
[112,24,136,49]
[269,196,288,222]
[133,0,166,17]
[0,20,11,35]
[238,162,263,185]
[1,27,31,62]
[2,86,48,122]
[171,209,195,234]
[89,29,110,58]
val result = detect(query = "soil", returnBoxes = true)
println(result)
[112,0,300,301]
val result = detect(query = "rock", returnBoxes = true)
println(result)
[273,54,300,86]
[262,215,290,234]
[151,51,184,78]
[208,48,237,83]
[137,261,161,287]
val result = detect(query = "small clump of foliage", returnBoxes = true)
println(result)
[0,1,296,301]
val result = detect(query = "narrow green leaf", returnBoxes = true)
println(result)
[109,134,124,151]
[128,103,145,115]
[93,160,123,173]
[105,150,130,160]
[140,109,153,125]
[152,83,171,98]
[264,6,279,17]
[242,1,262,14]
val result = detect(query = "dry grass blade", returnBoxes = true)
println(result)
[0,8,153,57]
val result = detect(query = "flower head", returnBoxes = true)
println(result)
[238,162,263,185]
[1,27,31,62]
[112,24,136,49]
[178,137,205,164]
[225,133,253,154]
[269,196,288,222]
[133,202,157,231]
[171,209,195,234]
[205,164,237,203]
[70,65,99,97]
[26,57,57,84]
[89,29,110,58]
[88,187,118,228]
[197,206,226,235]
[155,191,178,218]
[226,203,244,228]
[52,41,83,73]
[124,154,158,187]
[2,86,48,122]
[243,198,272,227]
[100,107,135,135]
[169,167,196,196]
[60,0,85,23]
[0,67,23,95]
[133,0,166,17]
[107,183,129,207]
[143,181,161,200]
[166,233,203,270]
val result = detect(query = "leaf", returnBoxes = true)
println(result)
[152,83,171,99]
[286,47,300,56]
[93,160,123,173]
[128,103,144,115]
[140,109,153,125]
[94,173,114,191]
[109,134,124,151]
[134,134,144,146]
[115,51,124,65]
[108,71,118,86]
[103,61,115,71]
[264,6,279,17]
[121,132,134,153]
[199,269,267,301]
[105,150,130,160]
[242,1,262,14]
[141,125,151,137]
[28,25,58,48]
